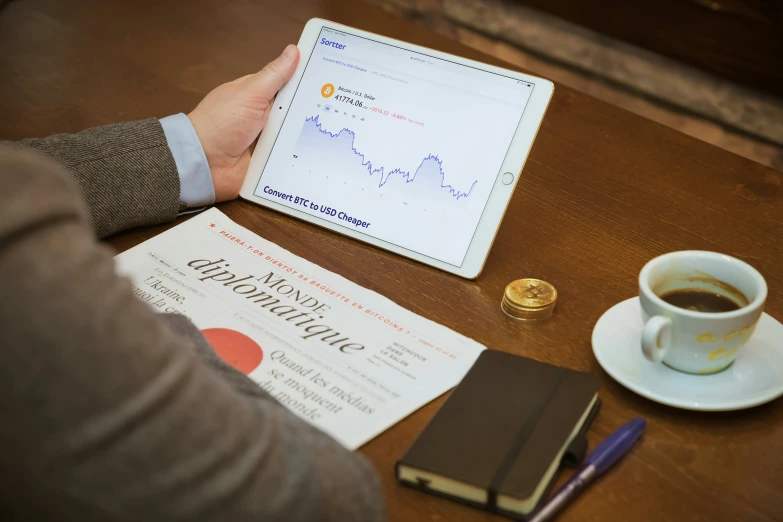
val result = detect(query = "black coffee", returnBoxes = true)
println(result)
[660,289,741,313]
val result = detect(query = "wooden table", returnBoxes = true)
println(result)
[2,1,782,520]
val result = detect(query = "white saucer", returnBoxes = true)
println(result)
[592,297,783,411]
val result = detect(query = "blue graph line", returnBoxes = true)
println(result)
[303,115,477,200]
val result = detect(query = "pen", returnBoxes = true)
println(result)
[528,418,646,522]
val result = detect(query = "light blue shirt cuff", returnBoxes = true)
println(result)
[159,113,215,208]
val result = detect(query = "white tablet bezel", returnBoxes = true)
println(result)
[240,18,553,279]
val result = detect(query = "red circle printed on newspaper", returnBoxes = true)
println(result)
[201,328,264,375]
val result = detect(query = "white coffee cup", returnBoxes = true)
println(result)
[639,251,767,374]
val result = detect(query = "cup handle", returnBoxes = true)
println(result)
[641,315,671,363]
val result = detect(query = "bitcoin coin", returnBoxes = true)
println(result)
[321,83,335,98]
[501,278,557,321]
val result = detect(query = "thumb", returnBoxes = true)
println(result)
[244,45,300,103]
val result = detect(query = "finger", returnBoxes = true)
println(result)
[244,44,300,102]
[227,74,253,85]
[249,134,260,154]
[255,99,274,131]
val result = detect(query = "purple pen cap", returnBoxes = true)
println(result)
[585,418,646,474]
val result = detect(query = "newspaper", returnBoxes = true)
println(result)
[114,208,484,449]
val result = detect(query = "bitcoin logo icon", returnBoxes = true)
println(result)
[523,284,541,299]
[321,83,335,98]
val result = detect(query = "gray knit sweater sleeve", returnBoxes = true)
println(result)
[0,148,384,521]
[2,119,180,238]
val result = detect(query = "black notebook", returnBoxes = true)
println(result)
[397,350,601,519]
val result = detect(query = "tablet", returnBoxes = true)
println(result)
[240,18,553,279]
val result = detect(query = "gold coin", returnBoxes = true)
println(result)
[505,279,557,308]
[321,83,335,98]
[502,278,557,321]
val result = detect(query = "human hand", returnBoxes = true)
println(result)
[188,44,300,202]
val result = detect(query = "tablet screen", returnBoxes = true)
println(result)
[255,26,534,266]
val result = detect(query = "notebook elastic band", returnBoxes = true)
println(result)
[486,369,564,510]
